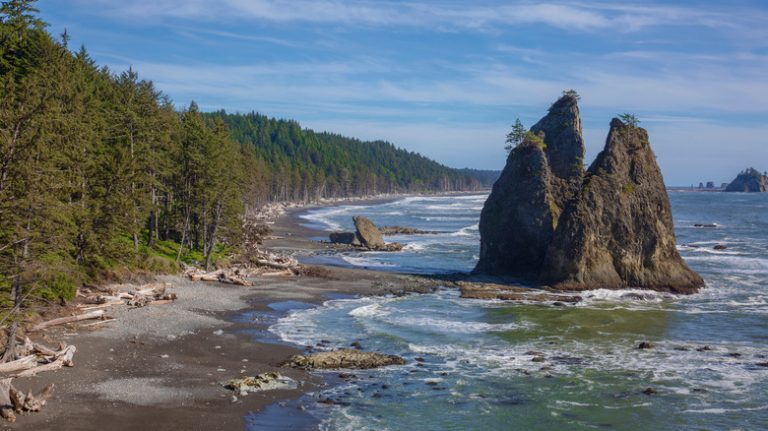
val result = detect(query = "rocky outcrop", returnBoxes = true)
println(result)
[724,168,768,192]
[379,226,440,235]
[282,349,406,370]
[475,94,703,294]
[329,231,359,246]
[475,93,584,278]
[540,119,704,294]
[353,216,385,249]
[328,216,403,251]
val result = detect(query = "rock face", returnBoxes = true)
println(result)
[283,349,406,370]
[540,119,704,294]
[475,93,584,278]
[724,168,768,192]
[352,216,385,249]
[475,94,703,294]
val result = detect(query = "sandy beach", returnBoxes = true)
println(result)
[4,201,432,431]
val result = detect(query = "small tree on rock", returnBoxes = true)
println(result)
[562,89,580,101]
[619,113,640,127]
[505,118,527,154]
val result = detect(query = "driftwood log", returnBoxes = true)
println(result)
[30,310,105,332]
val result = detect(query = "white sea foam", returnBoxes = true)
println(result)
[341,255,398,268]
[449,223,480,237]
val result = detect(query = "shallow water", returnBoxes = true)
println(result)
[269,192,768,430]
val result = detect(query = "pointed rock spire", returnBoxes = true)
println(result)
[541,118,704,293]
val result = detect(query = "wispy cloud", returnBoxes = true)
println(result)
[78,0,750,33]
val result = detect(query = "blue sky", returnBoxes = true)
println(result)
[38,0,768,185]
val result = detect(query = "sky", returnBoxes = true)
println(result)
[37,0,768,185]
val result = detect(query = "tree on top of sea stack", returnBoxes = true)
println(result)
[540,118,704,294]
[474,91,585,279]
[475,93,703,294]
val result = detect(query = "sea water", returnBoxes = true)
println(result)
[269,192,768,430]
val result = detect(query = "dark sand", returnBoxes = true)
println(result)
[5,198,433,430]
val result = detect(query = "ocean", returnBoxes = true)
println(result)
[267,192,768,430]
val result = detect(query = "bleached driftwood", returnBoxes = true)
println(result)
[0,356,37,374]
[0,378,55,422]
[13,345,76,378]
[186,267,253,286]
[30,310,105,332]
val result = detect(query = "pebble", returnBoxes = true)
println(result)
[160,354,169,358]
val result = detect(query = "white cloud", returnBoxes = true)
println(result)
[78,0,751,33]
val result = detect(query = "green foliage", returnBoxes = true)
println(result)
[619,113,640,127]
[562,89,580,101]
[207,111,487,201]
[504,118,527,154]
[622,183,636,195]
[0,3,492,309]
[548,200,561,231]
[522,131,546,150]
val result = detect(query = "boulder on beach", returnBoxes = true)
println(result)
[282,349,406,370]
[353,216,385,249]
[474,93,704,294]
[724,168,768,192]
[328,216,403,251]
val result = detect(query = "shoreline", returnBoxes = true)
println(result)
[7,195,444,430]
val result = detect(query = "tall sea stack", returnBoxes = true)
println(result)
[475,96,703,294]
[541,119,704,294]
[474,93,584,278]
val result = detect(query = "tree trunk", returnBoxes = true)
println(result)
[204,200,222,271]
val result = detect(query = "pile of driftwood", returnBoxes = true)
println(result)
[0,336,73,422]
[0,337,75,378]
[185,249,300,286]
[78,282,177,310]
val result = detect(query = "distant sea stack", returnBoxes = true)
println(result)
[475,95,704,294]
[724,168,768,192]
[474,93,584,278]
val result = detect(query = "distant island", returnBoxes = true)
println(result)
[724,168,768,192]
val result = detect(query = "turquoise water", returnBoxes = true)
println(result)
[269,192,768,430]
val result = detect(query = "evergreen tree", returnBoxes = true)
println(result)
[505,118,527,153]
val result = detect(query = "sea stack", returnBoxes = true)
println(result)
[474,93,584,278]
[724,168,768,192]
[475,95,704,294]
[541,119,704,294]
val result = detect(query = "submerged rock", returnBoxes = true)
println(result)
[724,168,768,192]
[379,226,440,235]
[282,349,406,370]
[541,119,704,294]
